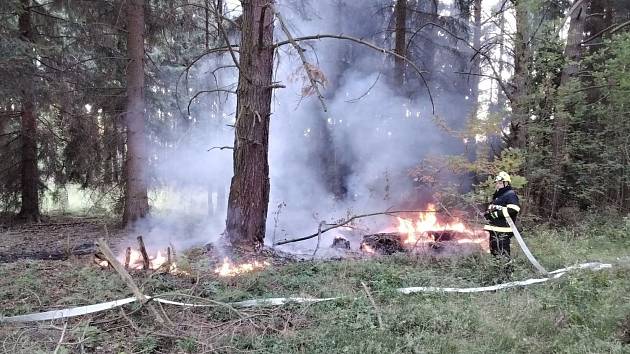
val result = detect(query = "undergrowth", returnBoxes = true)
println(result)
[0,219,628,353]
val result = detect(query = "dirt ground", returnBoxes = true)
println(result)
[0,215,126,262]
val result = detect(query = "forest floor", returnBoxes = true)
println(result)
[1,215,629,353]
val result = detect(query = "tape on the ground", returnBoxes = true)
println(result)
[0,261,612,323]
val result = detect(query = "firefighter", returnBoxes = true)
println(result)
[484,171,520,258]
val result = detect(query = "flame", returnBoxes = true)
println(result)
[395,204,487,250]
[214,257,270,277]
[361,243,376,254]
[98,248,182,274]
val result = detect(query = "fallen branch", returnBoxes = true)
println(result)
[96,238,166,324]
[274,209,436,246]
[52,322,67,354]
[361,281,383,330]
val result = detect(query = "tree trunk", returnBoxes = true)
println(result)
[393,0,407,86]
[550,0,586,216]
[18,0,39,221]
[123,0,149,226]
[470,0,482,104]
[510,0,530,149]
[225,0,275,251]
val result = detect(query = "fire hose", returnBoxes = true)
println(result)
[505,214,549,275]
[0,261,613,323]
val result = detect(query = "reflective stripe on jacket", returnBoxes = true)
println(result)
[484,186,520,234]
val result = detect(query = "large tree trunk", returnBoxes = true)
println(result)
[510,0,530,149]
[393,0,407,86]
[225,0,275,251]
[550,0,586,216]
[18,0,39,221]
[123,0,149,226]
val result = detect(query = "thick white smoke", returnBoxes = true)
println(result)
[136,0,476,255]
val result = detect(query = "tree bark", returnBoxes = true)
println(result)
[510,0,530,149]
[18,0,39,221]
[123,0,149,226]
[225,0,275,251]
[393,0,407,86]
[551,0,586,214]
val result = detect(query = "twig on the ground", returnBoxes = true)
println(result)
[52,322,67,354]
[361,281,384,330]
[119,308,140,331]
[96,238,166,325]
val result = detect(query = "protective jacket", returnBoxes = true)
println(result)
[484,185,520,233]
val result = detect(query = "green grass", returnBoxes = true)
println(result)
[1,219,629,353]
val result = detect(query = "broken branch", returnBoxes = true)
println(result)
[96,238,166,324]
[274,209,437,246]
[274,34,434,114]
[273,6,328,112]
[137,236,150,270]
[361,281,384,330]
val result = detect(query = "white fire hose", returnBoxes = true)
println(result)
[505,214,549,275]
[0,261,613,323]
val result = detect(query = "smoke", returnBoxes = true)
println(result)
[135,0,476,255]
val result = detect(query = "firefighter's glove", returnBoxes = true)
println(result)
[488,204,504,212]
[485,204,503,220]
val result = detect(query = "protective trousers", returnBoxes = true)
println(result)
[489,231,512,258]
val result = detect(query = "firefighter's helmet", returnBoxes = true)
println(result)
[494,171,512,183]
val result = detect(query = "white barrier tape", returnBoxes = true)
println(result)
[0,261,613,323]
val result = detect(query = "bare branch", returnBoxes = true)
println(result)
[207,145,234,151]
[274,209,439,246]
[582,20,630,44]
[211,1,242,75]
[187,88,237,116]
[274,34,435,114]
[346,71,382,103]
[273,6,328,112]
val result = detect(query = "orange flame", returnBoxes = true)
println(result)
[361,243,376,255]
[396,204,487,250]
[98,248,182,274]
[214,257,270,277]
